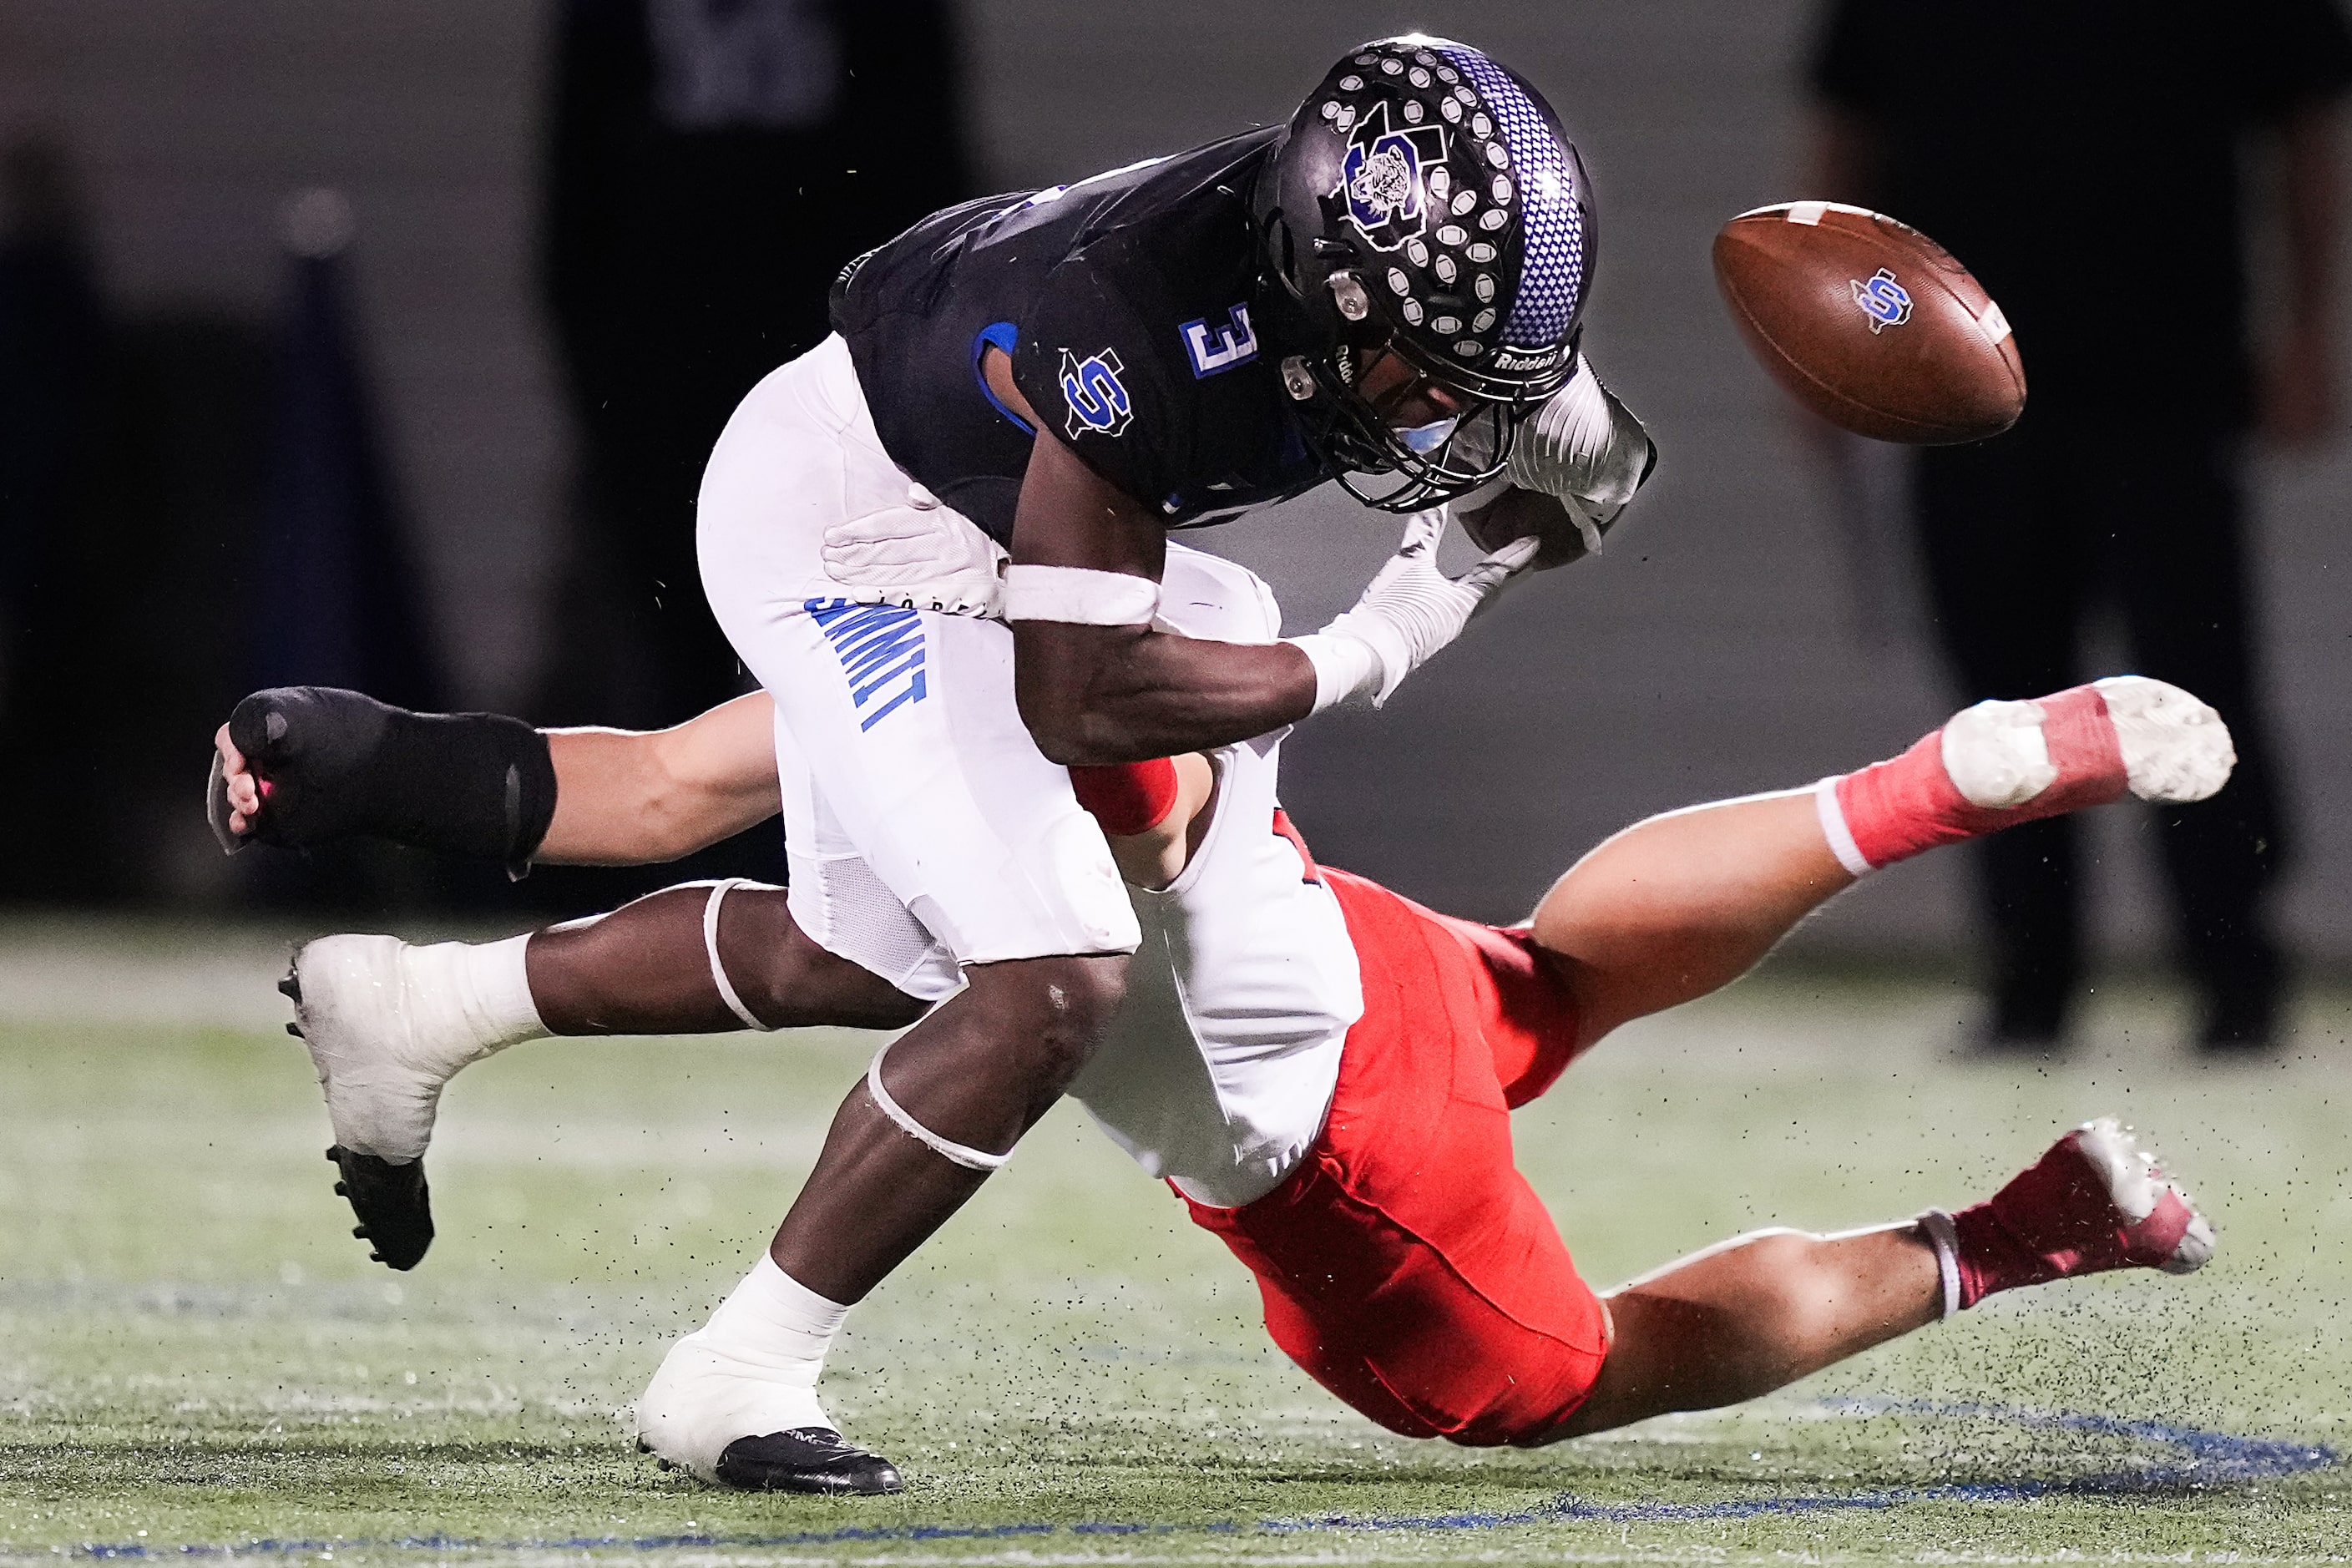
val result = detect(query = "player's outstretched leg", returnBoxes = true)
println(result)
[1534,676,2233,1046]
[1820,675,2233,874]
[286,882,925,1269]
[1543,1117,2212,1440]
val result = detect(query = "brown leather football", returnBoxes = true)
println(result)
[1712,202,2025,444]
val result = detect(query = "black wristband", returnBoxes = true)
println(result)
[224,687,558,870]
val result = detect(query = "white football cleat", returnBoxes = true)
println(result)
[2066,1115,2217,1275]
[286,932,543,1164]
[286,934,456,1164]
[284,933,543,1271]
[2092,676,2235,805]
[635,1334,901,1493]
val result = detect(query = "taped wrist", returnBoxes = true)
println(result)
[1069,758,1181,836]
[227,686,558,867]
[1284,632,1383,714]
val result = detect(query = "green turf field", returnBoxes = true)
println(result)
[3,923,2349,1563]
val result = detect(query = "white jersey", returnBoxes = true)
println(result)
[1065,546,1363,1209]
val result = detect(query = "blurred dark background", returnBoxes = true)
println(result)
[2,0,2348,988]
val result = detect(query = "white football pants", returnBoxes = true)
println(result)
[696,335,1140,999]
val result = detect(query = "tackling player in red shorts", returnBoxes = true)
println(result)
[215,545,2228,1485]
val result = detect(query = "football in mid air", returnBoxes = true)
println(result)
[1712,202,2025,444]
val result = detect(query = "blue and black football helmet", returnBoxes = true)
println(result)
[1252,36,1599,509]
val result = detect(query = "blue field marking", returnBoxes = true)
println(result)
[1272,1400,2333,1534]
[66,1400,2335,1558]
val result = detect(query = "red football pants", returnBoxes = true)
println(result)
[1182,867,1609,1446]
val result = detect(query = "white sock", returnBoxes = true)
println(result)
[395,934,549,1080]
[695,1254,848,1383]
[635,1257,848,1474]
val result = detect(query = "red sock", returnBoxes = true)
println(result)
[1823,685,2126,873]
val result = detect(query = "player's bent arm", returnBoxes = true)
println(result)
[1008,429,1319,766]
[537,693,782,865]
[986,348,1539,750]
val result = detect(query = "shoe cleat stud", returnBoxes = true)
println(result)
[326,1146,434,1270]
[286,1023,304,1039]
[278,974,301,1002]
[368,1252,384,1262]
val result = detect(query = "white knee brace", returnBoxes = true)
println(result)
[703,878,1006,1172]
[863,1036,1012,1171]
[702,878,781,1031]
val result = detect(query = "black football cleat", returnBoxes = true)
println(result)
[326,1144,434,1270]
[715,1429,903,1495]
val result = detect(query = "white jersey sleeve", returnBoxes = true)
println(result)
[1065,546,1362,1208]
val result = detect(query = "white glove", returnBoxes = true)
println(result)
[1505,356,1655,549]
[1286,509,1540,711]
[821,483,1008,617]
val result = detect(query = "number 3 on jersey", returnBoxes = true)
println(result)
[1180,304,1259,378]
[1060,347,1134,438]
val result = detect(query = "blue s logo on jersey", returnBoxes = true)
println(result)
[1060,347,1133,438]
[1337,99,1448,253]
[1851,269,1913,334]
[1180,304,1259,378]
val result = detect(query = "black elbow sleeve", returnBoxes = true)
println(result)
[224,686,558,867]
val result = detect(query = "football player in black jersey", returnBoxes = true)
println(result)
[218,36,1656,1492]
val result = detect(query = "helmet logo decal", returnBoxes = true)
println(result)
[1337,100,1449,253]
[1059,347,1133,438]
[1179,304,1260,378]
[1850,269,1913,334]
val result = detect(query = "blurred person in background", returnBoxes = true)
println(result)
[0,136,107,898]
[539,0,973,729]
[1807,0,2352,1055]
[0,137,103,728]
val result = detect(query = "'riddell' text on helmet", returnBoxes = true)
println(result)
[1252,35,1599,511]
